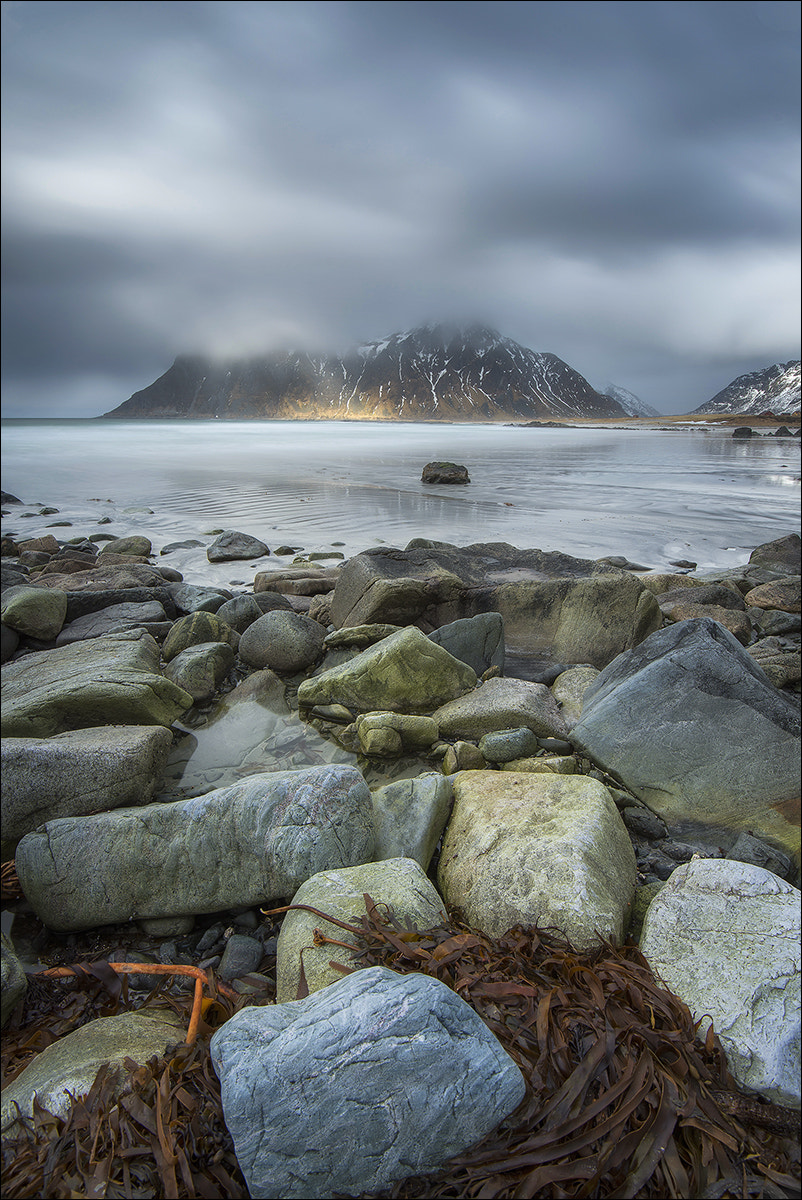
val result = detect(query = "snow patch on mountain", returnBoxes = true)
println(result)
[692,361,801,416]
[601,384,661,418]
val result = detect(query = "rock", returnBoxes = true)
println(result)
[1,630,192,737]
[163,641,235,700]
[0,584,68,640]
[744,578,801,613]
[428,612,505,676]
[355,712,439,755]
[297,625,477,714]
[1,726,173,844]
[437,772,636,947]
[726,832,795,881]
[657,583,746,611]
[16,535,60,555]
[207,530,269,562]
[60,586,176,624]
[1,623,19,662]
[98,535,152,558]
[421,461,470,484]
[748,534,801,580]
[499,755,576,774]
[571,619,801,865]
[370,774,453,869]
[216,591,292,632]
[659,601,753,645]
[550,666,600,730]
[433,676,569,741]
[442,741,487,773]
[55,600,168,644]
[323,623,403,649]
[746,639,802,689]
[167,583,230,614]
[32,563,171,592]
[210,965,525,1200]
[276,858,445,1001]
[15,765,374,930]
[1,933,27,1028]
[219,934,265,981]
[238,610,326,672]
[254,567,341,596]
[622,806,668,840]
[479,727,540,762]
[1,1010,185,1132]
[732,426,755,438]
[639,859,801,1108]
[162,611,239,661]
[160,539,205,555]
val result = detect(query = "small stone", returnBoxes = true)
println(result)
[219,934,265,981]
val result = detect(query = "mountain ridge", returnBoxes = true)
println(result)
[691,361,801,416]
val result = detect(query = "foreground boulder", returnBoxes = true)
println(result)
[437,772,636,947]
[297,625,477,714]
[210,965,525,1200]
[571,619,801,865]
[276,858,445,1001]
[433,676,569,741]
[0,584,68,641]
[0,630,192,737]
[1,726,173,845]
[15,765,374,930]
[640,859,801,1109]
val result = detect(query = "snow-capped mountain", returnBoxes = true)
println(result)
[103,324,626,421]
[601,384,661,418]
[691,361,801,416]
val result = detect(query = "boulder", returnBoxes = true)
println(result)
[571,619,801,865]
[428,612,505,676]
[276,858,445,1001]
[162,641,235,700]
[55,600,168,644]
[162,611,239,661]
[355,712,439,755]
[0,584,67,640]
[370,774,453,869]
[744,577,801,613]
[297,626,477,714]
[437,771,636,947]
[210,965,525,1200]
[747,534,801,580]
[32,563,170,591]
[15,765,374,930]
[1,623,19,663]
[216,592,292,632]
[254,567,341,596]
[98,535,152,558]
[640,859,800,1108]
[238,610,326,672]
[1,725,173,844]
[1,1010,184,1132]
[421,461,470,484]
[746,639,801,690]
[659,601,753,644]
[1,630,192,737]
[207,530,270,562]
[478,727,541,763]
[167,583,230,614]
[433,676,569,741]
[550,666,600,731]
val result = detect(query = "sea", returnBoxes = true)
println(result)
[1,418,800,589]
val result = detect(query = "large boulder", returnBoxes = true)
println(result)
[1,1011,184,1132]
[276,858,445,1001]
[0,584,68,640]
[437,771,636,947]
[1,725,173,844]
[0,630,192,737]
[297,625,477,714]
[370,774,453,869]
[571,619,801,865]
[210,965,525,1200]
[433,676,569,741]
[328,542,661,670]
[207,530,269,562]
[640,859,800,1109]
[55,600,168,645]
[238,610,326,672]
[162,611,239,661]
[427,611,505,676]
[15,765,374,930]
[162,641,235,701]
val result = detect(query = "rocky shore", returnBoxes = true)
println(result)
[1,503,800,1199]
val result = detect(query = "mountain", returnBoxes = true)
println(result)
[102,324,626,421]
[691,361,801,416]
[601,384,661,418]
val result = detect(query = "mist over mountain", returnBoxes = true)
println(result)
[102,325,627,422]
[691,361,801,416]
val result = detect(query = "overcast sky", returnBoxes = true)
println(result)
[2,0,799,417]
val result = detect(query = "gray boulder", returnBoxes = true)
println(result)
[55,600,168,644]
[371,774,453,869]
[98,535,152,558]
[1,623,19,662]
[163,641,235,701]
[239,610,326,672]
[640,859,800,1108]
[276,858,445,1001]
[216,592,292,633]
[167,583,230,614]
[433,676,569,741]
[1,630,192,737]
[207,530,269,562]
[421,461,470,484]
[15,765,374,930]
[571,619,801,863]
[428,611,505,676]
[0,584,67,640]
[1,725,173,844]
[210,965,525,1200]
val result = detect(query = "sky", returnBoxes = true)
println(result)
[1,0,799,417]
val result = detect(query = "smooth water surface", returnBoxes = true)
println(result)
[2,418,799,585]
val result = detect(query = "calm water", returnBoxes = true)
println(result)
[1,418,799,587]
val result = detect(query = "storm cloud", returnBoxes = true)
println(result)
[1,0,799,415]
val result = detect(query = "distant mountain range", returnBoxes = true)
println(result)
[601,384,661,419]
[102,324,627,422]
[691,361,801,416]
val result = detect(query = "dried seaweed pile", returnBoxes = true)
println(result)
[2,900,800,1200]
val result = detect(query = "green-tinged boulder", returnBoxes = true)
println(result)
[98,535,152,558]
[433,676,568,741]
[162,611,239,661]
[162,641,235,701]
[550,666,600,731]
[371,774,453,869]
[0,584,67,640]
[297,626,476,714]
[276,858,445,1001]
[1,630,192,737]
[437,771,636,948]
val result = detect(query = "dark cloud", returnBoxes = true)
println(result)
[1,0,799,415]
